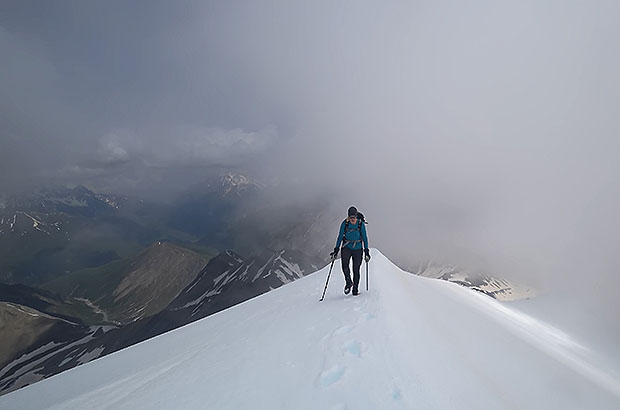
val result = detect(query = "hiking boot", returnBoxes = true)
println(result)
[352,288,359,296]
[344,283,352,294]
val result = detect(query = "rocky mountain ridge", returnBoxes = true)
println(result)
[44,242,209,325]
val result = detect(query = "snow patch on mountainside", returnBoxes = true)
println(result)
[219,173,264,197]
[415,261,536,301]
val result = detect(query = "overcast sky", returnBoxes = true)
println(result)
[2,1,620,339]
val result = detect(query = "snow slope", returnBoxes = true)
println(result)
[2,250,619,410]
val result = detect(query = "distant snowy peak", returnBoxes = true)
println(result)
[168,248,320,318]
[247,249,309,284]
[41,185,126,211]
[94,193,124,209]
[0,186,129,238]
[219,173,264,197]
[186,249,311,296]
[414,263,536,301]
[0,185,125,214]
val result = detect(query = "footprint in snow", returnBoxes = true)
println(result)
[317,365,346,387]
[333,325,354,335]
[365,312,376,320]
[353,312,376,326]
[392,385,403,400]
[343,340,362,358]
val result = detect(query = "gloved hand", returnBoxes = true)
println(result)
[330,247,339,259]
[364,248,371,262]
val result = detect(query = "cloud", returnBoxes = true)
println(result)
[93,125,278,169]
[0,25,72,190]
[97,131,132,165]
[150,125,279,166]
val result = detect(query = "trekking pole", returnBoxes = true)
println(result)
[365,260,368,291]
[319,256,336,302]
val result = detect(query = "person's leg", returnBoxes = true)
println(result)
[352,249,363,293]
[341,247,353,287]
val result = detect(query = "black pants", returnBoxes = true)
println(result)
[341,247,363,290]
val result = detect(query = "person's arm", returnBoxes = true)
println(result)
[361,223,369,249]
[362,223,370,261]
[335,221,345,249]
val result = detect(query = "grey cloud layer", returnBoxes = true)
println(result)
[95,126,278,167]
[0,1,286,189]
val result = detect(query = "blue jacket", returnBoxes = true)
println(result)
[335,218,369,251]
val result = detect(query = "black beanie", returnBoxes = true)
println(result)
[348,206,358,217]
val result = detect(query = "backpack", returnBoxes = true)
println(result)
[343,212,367,247]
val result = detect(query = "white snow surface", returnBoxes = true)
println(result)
[2,250,619,410]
